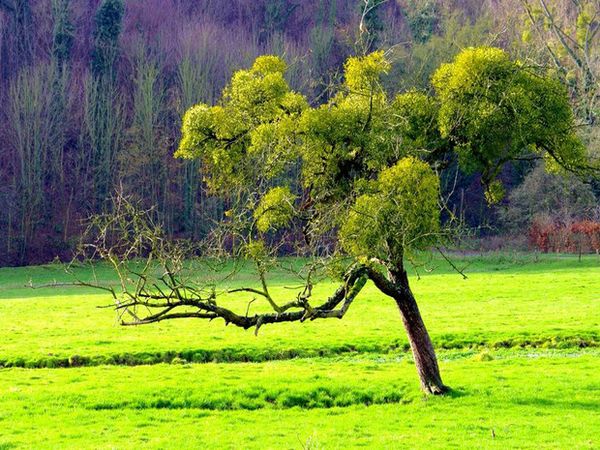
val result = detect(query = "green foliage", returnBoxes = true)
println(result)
[340,157,440,261]
[343,50,390,93]
[254,186,297,233]
[296,54,445,262]
[176,56,306,193]
[176,42,223,237]
[225,55,289,122]
[390,91,445,154]
[174,47,592,281]
[576,6,594,46]
[433,46,586,201]
[243,240,269,261]
[484,179,505,205]
[177,48,589,268]
[391,14,493,91]
[91,0,124,77]
[299,52,392,199]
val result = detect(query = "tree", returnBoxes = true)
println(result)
[433,47,593,202]
[260,0,299,44]
[518,0,600,124]
[91,0,124,78]
[501,161,597,232]
[7,66,54,262]
[403,0,440,44]
[48,0,73,196]
[79,48,591,395]
[82,74,125,211]
[122,46,168,220]
[0,0,33,79]
[84,0,125,211]
[51,0,74,67]
[176,39,222,239]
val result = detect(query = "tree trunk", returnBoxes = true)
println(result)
[395,280,447,394]
[370,266,448,395]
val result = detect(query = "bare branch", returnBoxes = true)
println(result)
[435,247,468,280]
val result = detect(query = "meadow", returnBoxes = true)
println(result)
[0,253,599,448]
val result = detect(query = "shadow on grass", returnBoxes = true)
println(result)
[443,387,468,399]
[511,397,600,411]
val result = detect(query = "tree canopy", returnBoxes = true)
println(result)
[434,46,589,201]
[177,46,588,255]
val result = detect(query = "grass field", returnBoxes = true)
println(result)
[0,253,599,448]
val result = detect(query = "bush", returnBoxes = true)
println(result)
[529,218,600,254]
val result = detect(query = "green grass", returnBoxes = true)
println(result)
[0,351,598,448]
[0,254,598,367]
[0,253,599,448]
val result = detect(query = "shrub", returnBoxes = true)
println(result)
[529,217,600,254]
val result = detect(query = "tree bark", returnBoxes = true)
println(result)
[369,266,448,395]
[395,286,447,394]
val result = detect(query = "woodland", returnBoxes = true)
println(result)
[1,0,600,266]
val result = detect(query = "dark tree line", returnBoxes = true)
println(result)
[0,0,401,265]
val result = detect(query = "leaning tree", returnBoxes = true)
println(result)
[80,47,594,395]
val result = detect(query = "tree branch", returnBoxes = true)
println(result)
[115,264,371,333]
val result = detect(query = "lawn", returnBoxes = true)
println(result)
[0,253,599,448]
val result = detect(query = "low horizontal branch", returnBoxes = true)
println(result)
[122,312,218,326]
[117,264,371,332]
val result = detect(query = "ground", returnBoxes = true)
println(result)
[0,253,599,449]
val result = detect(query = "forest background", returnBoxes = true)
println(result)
[1,0,599,266]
